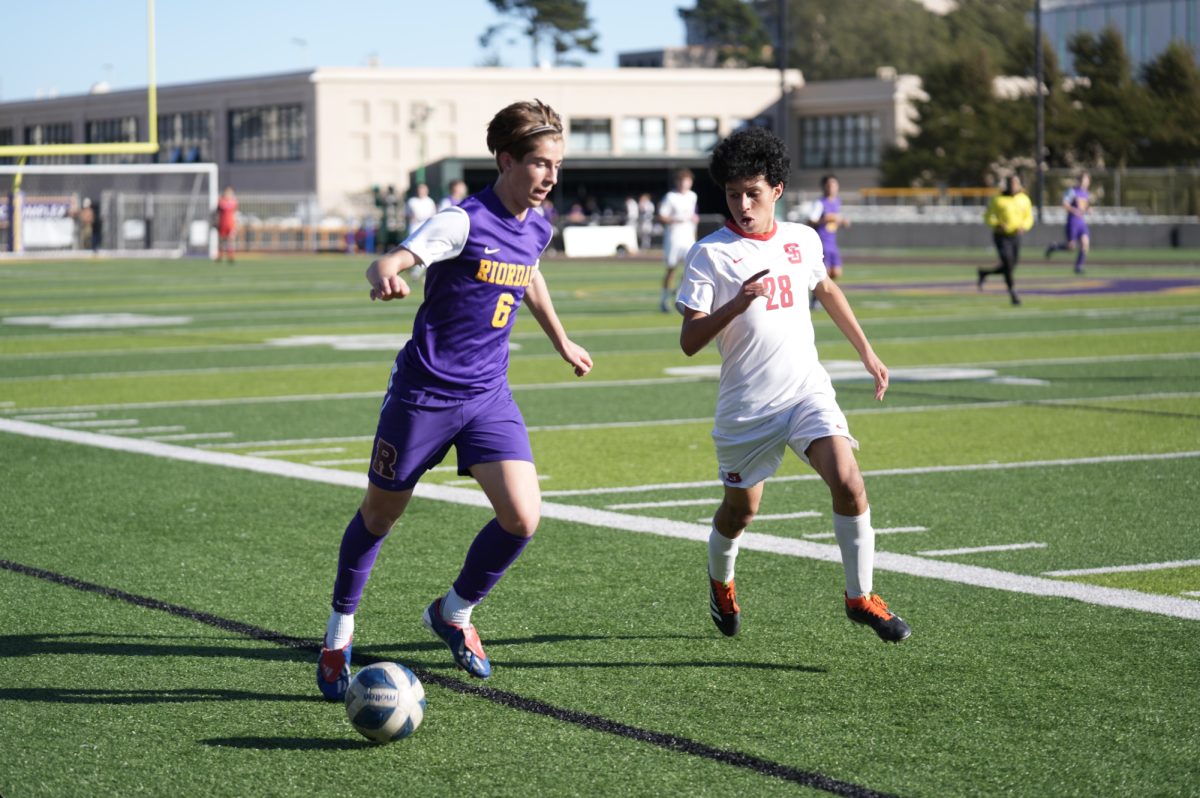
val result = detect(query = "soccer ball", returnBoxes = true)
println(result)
[344,662,426,743]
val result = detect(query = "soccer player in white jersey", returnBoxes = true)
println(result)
[658,169,700,312]
[676,126,911,643]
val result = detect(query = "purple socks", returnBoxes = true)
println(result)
[452,518,531,603]
[331,510,389,614]
[1075,250,1086,271]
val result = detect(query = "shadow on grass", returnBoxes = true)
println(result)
[200,737,375,751]
[394,658,825,674]
[0,687,318,705]
[359,632,705,656]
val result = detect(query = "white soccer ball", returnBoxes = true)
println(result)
[344,662,426,743]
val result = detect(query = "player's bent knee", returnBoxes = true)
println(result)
[496,508,540,538]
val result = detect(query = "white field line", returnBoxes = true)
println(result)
[52,419,140,428]
[1183,591,1200,597]
[542,450,1200,497]
[245,447,347,457]
[110,426,186,435]
[803,526,928,540]
[13,412,97,421]
[5,376,1198,418]
[606,498,721,510]
[918,542,1048,556]
[1043,559,1200,577]
[2,417,1199,622]
[309,458,371,466]
[144,432,234,442]
[202,435,375,449]
[0,361,389,384]
[722,511,822,521]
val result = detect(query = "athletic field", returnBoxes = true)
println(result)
[2,252,1198,797]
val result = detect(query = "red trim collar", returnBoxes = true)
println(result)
[725,219,778,241]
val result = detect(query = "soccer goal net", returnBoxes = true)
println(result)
[0,163,218,258]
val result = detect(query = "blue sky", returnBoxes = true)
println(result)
[1,0,688,103]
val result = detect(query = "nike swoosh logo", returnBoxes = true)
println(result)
[484,247,500,254]
[733,258,744,264]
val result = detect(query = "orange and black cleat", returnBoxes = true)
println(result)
[845,592,911,643]
[709,574,741,637]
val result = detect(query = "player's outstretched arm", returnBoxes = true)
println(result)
[679,269,770,356]
[524,271,593,377]
[366,247,421,301]
[812,278,889,401]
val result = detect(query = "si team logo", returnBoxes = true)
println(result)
[727,472,742,484]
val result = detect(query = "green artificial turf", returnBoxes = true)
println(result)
[2,254,1199,797]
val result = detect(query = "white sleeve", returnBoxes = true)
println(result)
[675,244,716,316]
[807,200,825,223]
[805,228,828,290]
[657,194,673,220]
[1062,188,1076,204]
[401,207,470,265]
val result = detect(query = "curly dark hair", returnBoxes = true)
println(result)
[708,126,790,189]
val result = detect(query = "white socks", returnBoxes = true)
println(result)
[708,524,740,583]
[439,586,477,628]
[833,509,875,599]
[326,610,354,650]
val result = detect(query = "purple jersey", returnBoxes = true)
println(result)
[1064,188,1090,241]
[814,197,841,253]
[397,186,552,398]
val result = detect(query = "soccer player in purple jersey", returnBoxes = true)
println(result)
[317,100,592,696]
[1045,172,1092,274]
[805,175,849,310]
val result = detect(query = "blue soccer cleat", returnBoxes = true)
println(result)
[423,598,491,679]
[317,637,353,701]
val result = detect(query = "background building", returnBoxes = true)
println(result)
[1041,0,1199,71]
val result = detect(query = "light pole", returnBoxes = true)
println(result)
[1034,0,1045,223]
[777,0,788,156]
[291,38,309,70]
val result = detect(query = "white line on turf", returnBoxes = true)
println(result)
[1183,591,1200,597]
[110,426,186,435]
[144,432,234,441]
[1042,559,1200,576]
[246,448,347,457]
[14,412,98,421]
[51,419,140,428]
[201,435,375,448]
[541,451,1200,496]
[803,526,928,540]
[919,543,1047,556]
[2,417,1199,622]
[308,458,371,466]
[606,498,721,510]
[0,361,391,383]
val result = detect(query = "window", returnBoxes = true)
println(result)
[800,114,880,169]
[677,117,719,152]
[0,128,12,165]
[85,117,138,164]
[24,122,73,164]
[622,117,665,153]
[569,118,611,153]
[228,104,306,162]
[732,116,772,133]
[158,111,212,163]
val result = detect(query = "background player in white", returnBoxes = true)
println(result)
[658,169,699,312]
[676,126,911,643]
[406,183,438,234]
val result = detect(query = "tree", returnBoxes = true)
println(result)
[1141,41,1200,165]
[481,0,599,67]
[1068,27,1150,168]
[881,47,1024,186]
[680,0,774,67]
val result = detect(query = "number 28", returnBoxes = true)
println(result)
[762,275,794,310]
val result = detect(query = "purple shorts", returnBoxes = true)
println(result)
[824,246,842,267]
[1066,215,1089,242]
[366,376,534,493]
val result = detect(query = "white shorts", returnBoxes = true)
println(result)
[712,390,858,489]
[663,231,694,267]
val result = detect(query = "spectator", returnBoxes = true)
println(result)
[75,198,95,251]
[637,193,655,250]
[216,187,238,262]
[406,183,437,235]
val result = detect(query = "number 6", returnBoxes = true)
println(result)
[492,292,515,328]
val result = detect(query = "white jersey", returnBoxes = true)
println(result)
[676,220,830,430]
[406,196,438,232]
[659,190,698,242]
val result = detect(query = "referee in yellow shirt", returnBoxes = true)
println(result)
[978,175,1034,305]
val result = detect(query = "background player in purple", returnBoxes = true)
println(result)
[1046,172,1092,274]
[806,174,850,310]
[317,100,593,697]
